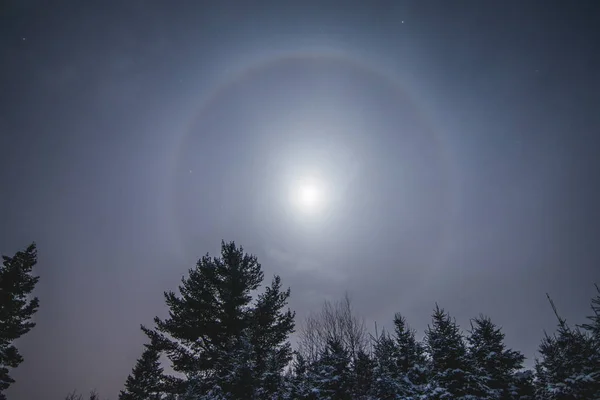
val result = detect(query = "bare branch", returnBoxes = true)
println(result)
[297,293,368,362]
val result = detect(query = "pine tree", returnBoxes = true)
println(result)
[141,241,295,399]
[119,344,166,400]
[0,243,40,400]
[467,315,525,400]
[213,330,257,398]
[535,294,599,399]
[250,275,295,398]
[424,305,487,400]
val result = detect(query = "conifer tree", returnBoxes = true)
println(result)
[308,337,352,400]
[119,344,165,400]
[424,305,487,400]
[141,241,295,399]
[535,327,598,399]
[579,283,600,400]
[393,313,429,397]
[0,243,40,399]
[289,352,317,400]
[467,315,525,400]
[581,284,600,339]
[351,349,374,399]
[509,370,535,400]
[371,315,429,400]
[250,275,295,397]
[535,294,599,399]
[371,331,402,399]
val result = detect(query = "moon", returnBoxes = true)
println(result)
[290,176,327,215]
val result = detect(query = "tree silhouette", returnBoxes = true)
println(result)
[0,243,40,399]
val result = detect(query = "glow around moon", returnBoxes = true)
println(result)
[289,176,328,215]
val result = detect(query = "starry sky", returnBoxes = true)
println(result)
[1,1,599,399]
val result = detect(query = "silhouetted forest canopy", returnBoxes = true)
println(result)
[2,241,599,399]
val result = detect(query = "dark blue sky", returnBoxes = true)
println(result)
[1,1,599,399]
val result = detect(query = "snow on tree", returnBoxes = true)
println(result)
[288,352,317,400]
[369,314,428,400]
[371,330,403,399]
[308,337,353,400]
[350,349,374,399]
[119,344,166,400]
[509,370,535,400]
[467,315,526,400]
[141,241,295,399]
[250,275,296,398]
[392,313,429,398]
[535,294,599,399]
[0,243,40,400]
[424,305,488,400]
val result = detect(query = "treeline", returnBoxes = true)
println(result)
[1,242,599,399]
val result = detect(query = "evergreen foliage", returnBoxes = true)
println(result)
[351,349,374,399]
[510,370,536,400]
[0,243,40,400]
[140,241,295,399]
[307,337,352,400]
[119,344,166,400]
[424,305,486,400]
[467,315,525,399]
[392,313,428,397]
[535,294,599,399]
[371,330,403,399]
[99,243,599,400]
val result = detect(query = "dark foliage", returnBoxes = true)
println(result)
[0,243,40,400]
[140,241,295,399]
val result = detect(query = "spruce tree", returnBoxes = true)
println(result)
[289,353,314,400]
[424,305,487,400]
[535,327,598,399]
[119,344,166,400]
[371,315,429,400]
[535,294,599,399]
[509,370,535,400]
[393,313,428,398]
[580,283,600,400]
[0,243,40,399]
[308,337,352,400]
[351,349,374,399]
[371,331,402,399]
[580,284,600,339]
[141,241,295,399]
[467,315,525,400]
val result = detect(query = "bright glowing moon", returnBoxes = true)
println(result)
[298,183,320,208]
[290,177,327,214]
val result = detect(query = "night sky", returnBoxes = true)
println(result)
[1,1,599,399]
